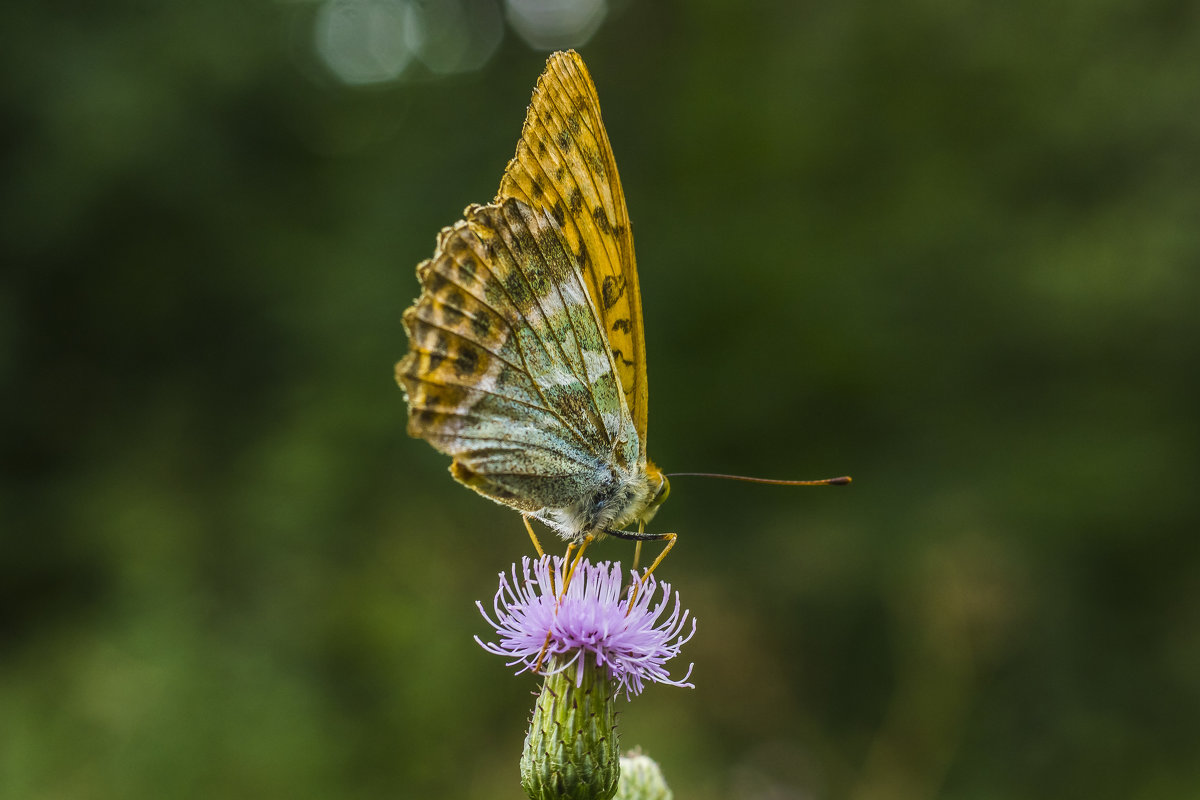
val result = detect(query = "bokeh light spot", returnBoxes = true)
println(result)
[315,0,413,85]
[504,0,607,50]
[406,0,504,75]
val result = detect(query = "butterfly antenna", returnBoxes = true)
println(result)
[666,472,852,486]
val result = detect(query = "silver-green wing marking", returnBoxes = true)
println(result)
[397,197,639,515]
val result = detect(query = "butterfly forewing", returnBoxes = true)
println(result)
[497,50,650,455]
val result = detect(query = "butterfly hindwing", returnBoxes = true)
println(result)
[397,196,639,513]
[498,50,650,456]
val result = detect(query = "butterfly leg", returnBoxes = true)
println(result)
[533,533,595,673]
[552,541,578,597]
[626,522,647,606]
[628,534,676,618]
[627,521,648,594]
[522,515,546,558]
[561,534,594,598]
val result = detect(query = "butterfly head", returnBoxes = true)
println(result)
[638,460,671,525]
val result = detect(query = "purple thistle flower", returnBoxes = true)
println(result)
[476,555,696,698]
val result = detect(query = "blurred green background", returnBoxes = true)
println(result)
[4,0,1199,798]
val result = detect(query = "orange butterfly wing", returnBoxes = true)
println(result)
[497,50,650,458]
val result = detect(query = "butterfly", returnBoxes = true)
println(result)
[396,50,676,573]
[397,52,850,578]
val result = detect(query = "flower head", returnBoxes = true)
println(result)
[476,555,696,697]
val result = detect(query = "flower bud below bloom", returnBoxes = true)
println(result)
[521,655,619,800]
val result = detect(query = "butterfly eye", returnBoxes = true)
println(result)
[653,474,670,506]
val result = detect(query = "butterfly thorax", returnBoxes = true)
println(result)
[537,459,668,543]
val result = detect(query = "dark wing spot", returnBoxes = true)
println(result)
[567,112,582,135]
[592,206,611,234]
[556,130,572,151]
[503,269,533,309]
[414,409,445,429]
[506,228,526,257]
[439,302,464,325]
[457,256,477,284]
[568,189,583,214]
[537,139,548,156]
[601,275,627,310]
[438,382,467,408]
[429,332,450,370]
[455,347,479,377]
[585,148,605,178]
[611,318,631,334]
[610,348,635,368]
[446,237,467,259]
[530,179,544,198]
[551,202,566,227]
[555,165,566,180]
[471,311,493,338]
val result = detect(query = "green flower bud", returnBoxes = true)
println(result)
[616,749,673,800]
[521,655,619,800]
